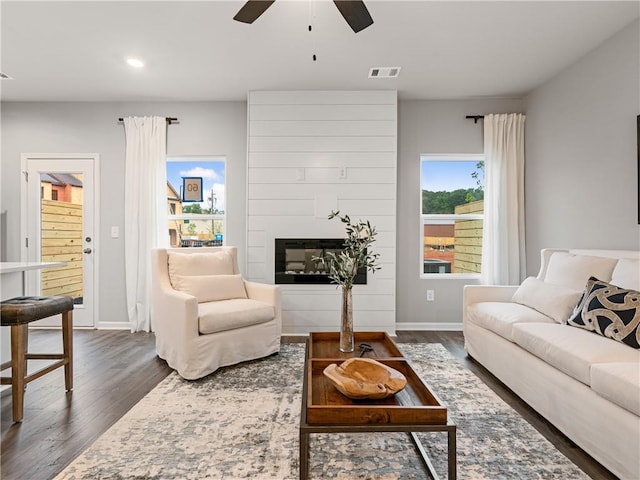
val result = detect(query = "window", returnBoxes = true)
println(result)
[166,157,226,248]
[420,154,484,277]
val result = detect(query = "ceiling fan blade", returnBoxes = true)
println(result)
[333,0,373,33]
[233,0,276,24]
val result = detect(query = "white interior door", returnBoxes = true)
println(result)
[23,154,98,327]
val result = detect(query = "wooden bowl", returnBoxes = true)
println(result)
[322,358,407,400]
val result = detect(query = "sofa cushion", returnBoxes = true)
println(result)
[512,277,581,323]
[171,274,247,303]
[591,362,640,416]
[168,250,234,280]
[543,252,618,291]
[466,302,555,341]
[611,258,640,291]
[198,299,275,335]
[568,277,640,349]
[511,323,640,385]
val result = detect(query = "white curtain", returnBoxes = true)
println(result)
[124,116,168,332]
[481,113,526,285]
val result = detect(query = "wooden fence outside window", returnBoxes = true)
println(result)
[40,199,84,300]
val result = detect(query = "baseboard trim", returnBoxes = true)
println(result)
[29,326,95,330]
[395,322,463,331]
[283,324,462,334]
[28,324,463,333]
[95,322,131,330]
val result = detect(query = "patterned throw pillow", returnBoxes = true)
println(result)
[568,277,640,349]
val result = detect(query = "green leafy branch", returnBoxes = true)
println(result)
[314,211,381,289]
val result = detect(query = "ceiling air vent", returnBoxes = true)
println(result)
[368,67,401,79]
[0,72,13,80]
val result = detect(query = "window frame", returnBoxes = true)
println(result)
[166,155,227,247]
[419,153,484,280]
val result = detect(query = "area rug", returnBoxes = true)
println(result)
[54,343,588,480]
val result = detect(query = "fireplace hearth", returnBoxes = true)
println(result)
[274,238,367,285]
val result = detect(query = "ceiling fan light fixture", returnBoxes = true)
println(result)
[368,67,401,79]
[233,0,276,24]
[233,0,373,32]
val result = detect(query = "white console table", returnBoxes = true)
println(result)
[0,262,67,297]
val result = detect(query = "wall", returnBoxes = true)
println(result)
[525,19,640,274]
[1,101,247,329]
[246,91,397,335]
[0,95,525,340]
[396,98,523,329]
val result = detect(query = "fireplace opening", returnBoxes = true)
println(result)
[274,238,367,285]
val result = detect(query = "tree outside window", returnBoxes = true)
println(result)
[421,155,484,276]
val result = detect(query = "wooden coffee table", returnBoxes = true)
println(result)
[300,332,456,480]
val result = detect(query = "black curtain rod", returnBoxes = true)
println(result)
[466,115,484,124]
[118,117,178,124]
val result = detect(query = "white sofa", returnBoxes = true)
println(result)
[463,248,640,480]
[151,247,282,380]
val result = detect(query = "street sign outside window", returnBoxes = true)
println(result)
[182,177,203,202]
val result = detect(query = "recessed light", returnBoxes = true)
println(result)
[126,58,144,68]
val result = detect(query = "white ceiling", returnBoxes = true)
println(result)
[1,1,638,102]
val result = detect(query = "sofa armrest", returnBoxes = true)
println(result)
[244,281,282,329]
[151,275,200,343]
[463,284,519,322]
[244,281,279,306]
[464,284,519,305]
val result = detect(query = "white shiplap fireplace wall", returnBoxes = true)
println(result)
[246,90,397,335]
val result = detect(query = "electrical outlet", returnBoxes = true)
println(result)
[427,289,435,302]
[111,226,119,238]
[338,167,347,179]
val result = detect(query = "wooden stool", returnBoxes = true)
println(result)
[1,295,74,422]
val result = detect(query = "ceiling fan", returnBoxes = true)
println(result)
[233,0,374,33]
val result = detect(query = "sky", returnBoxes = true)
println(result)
[166,159,226,212]
[421,160,483,192]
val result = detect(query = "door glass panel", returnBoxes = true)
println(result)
[39,172,84,305]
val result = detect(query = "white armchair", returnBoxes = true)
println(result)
[151,246,281,380]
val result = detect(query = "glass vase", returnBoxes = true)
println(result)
[340,287,354,353]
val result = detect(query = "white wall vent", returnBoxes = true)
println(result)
[368,67,401,79]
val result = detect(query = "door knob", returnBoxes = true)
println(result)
[83,248,92,254]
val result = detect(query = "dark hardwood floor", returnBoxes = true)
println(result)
[1,330,172,480]
[1,330,617,480]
